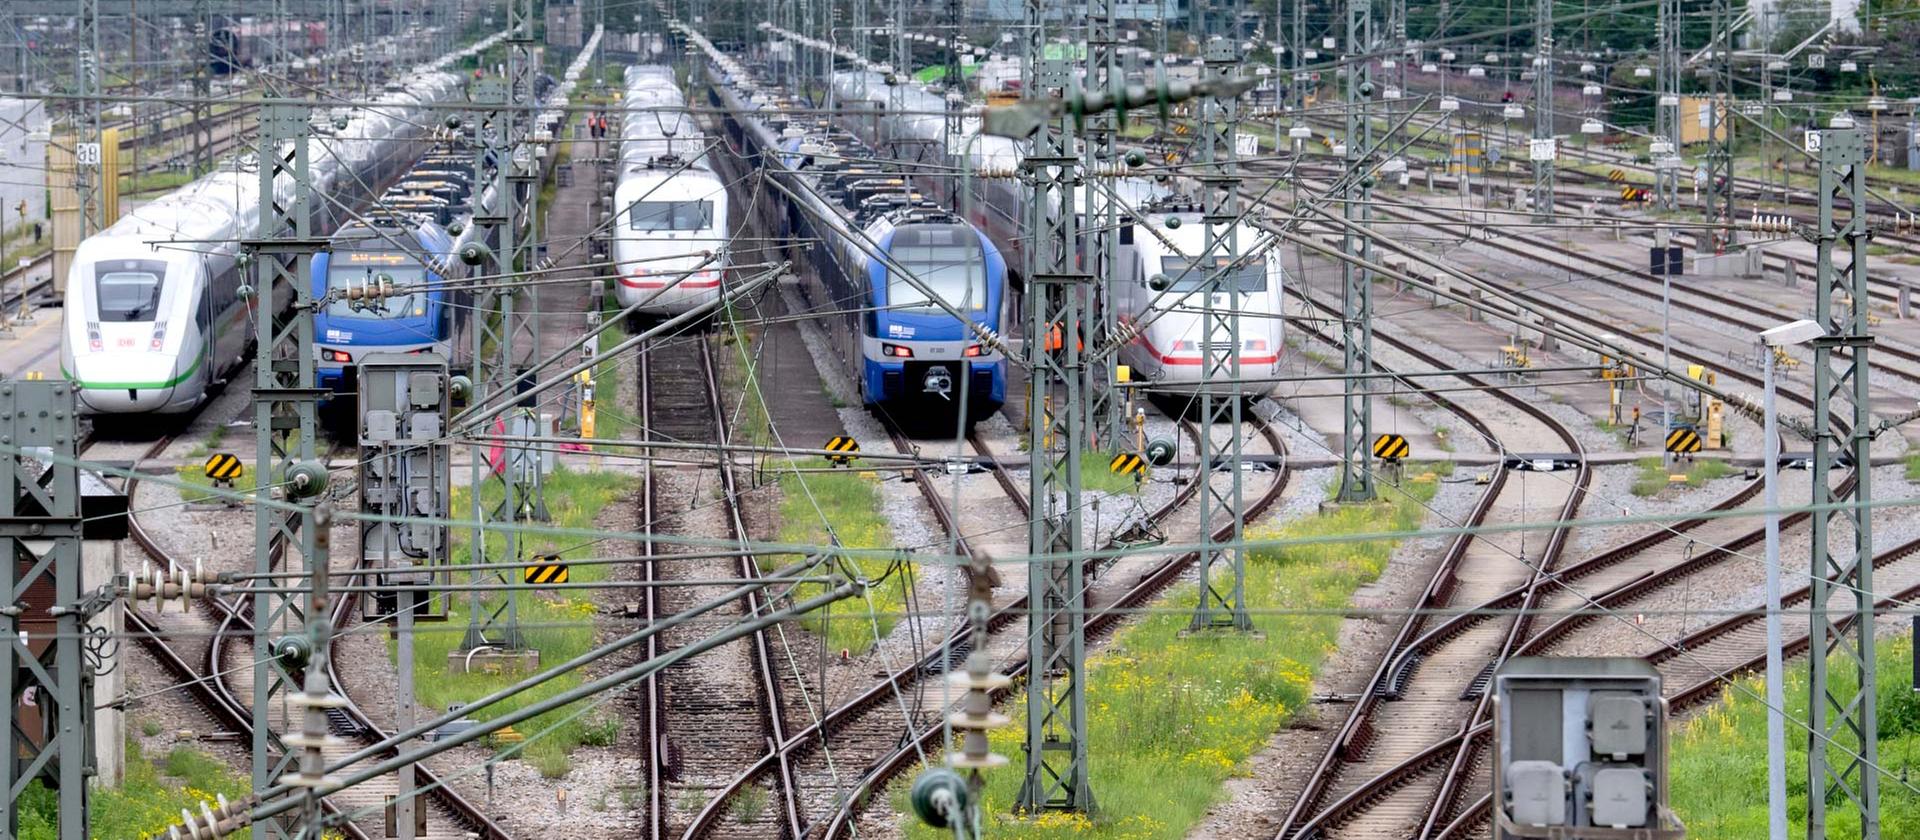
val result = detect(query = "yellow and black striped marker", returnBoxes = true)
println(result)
[824,435,860,465]
[1109,452,1147,478]
[524,555,569,585]
[1373,434,1411,461]
[1608,169,1627,183]
[1665,427,1703,454]
[204,453,244,483]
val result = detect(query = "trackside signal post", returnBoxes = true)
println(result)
[1807,128,1880,840]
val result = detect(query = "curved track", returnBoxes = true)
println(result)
[122,440,509,839]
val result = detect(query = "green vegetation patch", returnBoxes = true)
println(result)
[1081,453,1145,496]
[895,468,1444,839]
[1906,454,1920,482]
[16,741,248,840]
[1631,455,1733,497]
[406,466,637,778]
[717,311,775,448]
[1671,636,1920,838]
[772,459,903,656]
[589,288,634,450]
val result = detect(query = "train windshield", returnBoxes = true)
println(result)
[888,227,987,312]
[325,260,428,320]
[629,200,713,231]
[1160,254,1267,293]
[94,260,167,322]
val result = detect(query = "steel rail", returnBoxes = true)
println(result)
[1428,534,1920,839]
[1273,301,1587,838]
[639,334,806,840]
[815,419,1293,838]
[125,440,510,839]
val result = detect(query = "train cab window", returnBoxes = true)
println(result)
[629,200,714,231]
[94,260,167,322]
[326,259,427,321]
[889,226,987,312]
[1160,255,1268,293]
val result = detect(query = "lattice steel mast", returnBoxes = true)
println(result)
[0,382,91,839]
[1014,0,1093,814]
[1336,0,1378,503]
[248,101,326,840]
[1530,0,1555,221]
[1704,0,1736,251]
[1654,0,1680,211]
[1187,27,1252,632]
[1084,0,1123,449]
[1807,127,1880,840]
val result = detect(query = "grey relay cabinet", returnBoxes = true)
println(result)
[1492,657,1686,839]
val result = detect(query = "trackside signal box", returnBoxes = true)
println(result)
[1492,657,1686,839]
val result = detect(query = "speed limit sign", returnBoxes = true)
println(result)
[75,142,101,167]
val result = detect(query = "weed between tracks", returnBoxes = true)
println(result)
[16,741,248,840]
[893,467,1445,839]
[400,467,637,779]
[1631,456,1733,497]
[1670,635,1920,838]
[770,459,904,656]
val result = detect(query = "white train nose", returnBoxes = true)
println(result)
[69,354,191,414]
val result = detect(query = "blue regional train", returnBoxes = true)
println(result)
[693,35,1008,425]
[313,214,472,391]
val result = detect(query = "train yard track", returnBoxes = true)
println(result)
[1263,148,1905,838]
[634,332,807,840]
[120,438,509,839]
[1275,283,1592,838]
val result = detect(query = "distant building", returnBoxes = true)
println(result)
[0,98,47,230]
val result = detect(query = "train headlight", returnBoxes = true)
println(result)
[881,343,915,359]
[1171,340,1196,353]
[1244,339,1268,352]
[148,321,168,351]
[87,322,102,352]
[323,349,353,363]
[963,344,986,358]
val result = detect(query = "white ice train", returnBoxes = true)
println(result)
[611,65,731,315]
[824,70,1287,393]
[1109,196,1286,391]
[62,69,464,414]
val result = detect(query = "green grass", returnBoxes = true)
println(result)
[1670,635,1920,838]
[771,459,902,656]
[590,288,633,449]
[1631,455,1733,497]
[173,462,254,504]
[404,466,637,778]
[1081,453,1145,495]
[895,466,1446,839]
[1906,454,1920,482]
[15,741,249,840]
[717,312,775,448]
